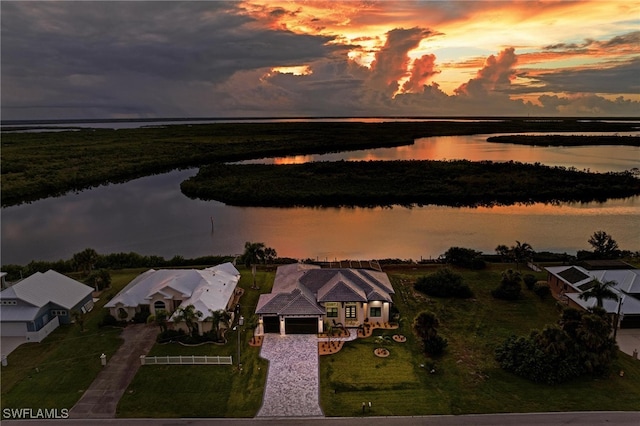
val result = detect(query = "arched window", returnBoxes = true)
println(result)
[154,301,166,312]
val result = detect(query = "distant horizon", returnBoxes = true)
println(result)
[3,115,640,126]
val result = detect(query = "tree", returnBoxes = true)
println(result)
[413,311,447,356]
[495,244,511,263]
[71,310,86,332]
[242,242,266,289]
[174,304,203,337]
[72,248,99,275]
[578,278,618,309]
[85,269,111,291]
[414,268,473,298]
[511,241,534,270]
[442,247,485,269]
[153,309,169,333]
[588,231,620,259]
[207,309,232,342]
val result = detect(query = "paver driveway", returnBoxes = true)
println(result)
[257,334,324,417]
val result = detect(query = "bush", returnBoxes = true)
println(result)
[98,313,123,328]
[523,274,537,290]
[442,247,486,269]
[414,268,473,298]
[423,335,448,357]
[491,270,522,300]
[157,329,185,343]
[133,310,151,324]
[533,282,551,300]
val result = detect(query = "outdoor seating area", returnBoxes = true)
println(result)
[319,321,399,355]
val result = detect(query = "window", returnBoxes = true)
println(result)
[51,310,67,316]
[345,303,357,319]
[1,300,17,305]
[369,307,382,317]
[154,301,166,312]
[325,302,338,318]
[83,299,94,313]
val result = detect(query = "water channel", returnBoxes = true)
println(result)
[1,132,638,265]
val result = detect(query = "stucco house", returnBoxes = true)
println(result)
[104,262,240,334]
[546,264,640,328]
[255,263,395,335]
[0,270,94,342]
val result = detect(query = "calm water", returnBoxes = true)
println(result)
[1,134,639,265]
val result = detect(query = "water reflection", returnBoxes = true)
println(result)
[247,132,640,173]
[2,167,638,265]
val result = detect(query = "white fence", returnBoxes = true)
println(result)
[140,355,233,365]
[26,316,60,343]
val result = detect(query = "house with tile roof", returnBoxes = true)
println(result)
[104,262,240,335]
[546,264,640,328]
[255,263,395,335]
[0,270,94,342]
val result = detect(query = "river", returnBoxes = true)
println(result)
[1,132,638,265]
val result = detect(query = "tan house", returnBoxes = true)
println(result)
[255,263,395,335]
[105,263,240,334]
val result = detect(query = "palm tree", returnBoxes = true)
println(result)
[578,278,618,309]
[73,248,99,275]
[71,310,86,332]
[174,304,203,337]
[207,309,232,342]
[154,309,169,332]
[242,242,265,289]
[511,241,534,270]
[413,311,440,341]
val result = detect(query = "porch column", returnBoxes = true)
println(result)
[279,316,286,336]
[257,316,264,335]
[383,302,390,322]
[317,317,324,334]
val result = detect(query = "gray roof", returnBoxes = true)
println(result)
[0,270,92,309]
[546,266,640,295]
[256,263,395,316]
[0,270,93,322]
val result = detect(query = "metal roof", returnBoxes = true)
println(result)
[0,270,92,310]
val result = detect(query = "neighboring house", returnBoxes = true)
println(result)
[104,262,240,335]
[0,270,94,342]
[255,263,395,335]
[546,264,640,328]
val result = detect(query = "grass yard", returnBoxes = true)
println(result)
[0,269,144,412]
[320,264,640,416]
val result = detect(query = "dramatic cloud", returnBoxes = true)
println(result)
[1,1,639,120]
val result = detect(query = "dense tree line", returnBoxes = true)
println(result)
[181,160,640,208]
[3,119,638,206]
[487,135,640,147]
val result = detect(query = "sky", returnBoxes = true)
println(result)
[1,1,639,120]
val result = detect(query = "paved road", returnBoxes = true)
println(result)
[3,412,640,425]
[69,324,157,418]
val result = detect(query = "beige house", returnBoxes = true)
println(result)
[255,263,395,335]
[105,263,240,334]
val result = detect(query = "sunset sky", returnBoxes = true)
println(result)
[2,1,639,120]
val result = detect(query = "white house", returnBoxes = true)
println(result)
[104,262,240,334]
[0,270,94,342]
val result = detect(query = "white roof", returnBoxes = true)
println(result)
[546,266,640,294]
[0,270,93,310]
[105,263,240,319]
[566,291,640,316]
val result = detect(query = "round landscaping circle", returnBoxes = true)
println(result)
[374,348,390,357]
[393,334,406,343]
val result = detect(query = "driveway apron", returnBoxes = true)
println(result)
[257,334,324,417]
[69,323,157,418]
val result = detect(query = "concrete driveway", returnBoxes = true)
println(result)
[257,334,324,417]
[1,336,27,359]
[617,328,640,360]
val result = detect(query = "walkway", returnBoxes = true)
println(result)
[69,324,157,418]
[257,334,324,417]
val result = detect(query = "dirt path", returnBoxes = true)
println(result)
[69,324,157,418]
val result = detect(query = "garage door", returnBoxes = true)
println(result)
[285,317,318,334]
[263,316,280,334]
[0,322,27,337]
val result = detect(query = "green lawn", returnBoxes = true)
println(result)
[0,269,144,411]
[3,263,640,418]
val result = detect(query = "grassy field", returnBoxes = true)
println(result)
[2,263,639,418]
[0,269,145,411]
[320,264,640,416]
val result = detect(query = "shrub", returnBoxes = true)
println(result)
[442,247,486,269]
[533,282,551,300]
[414,268,473,298]
[99,313,119,328]
[423,335,448,357]
[157,329,185,343]
[491,269,522,300]
[133,310,151,324]
[523,274,537,290]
